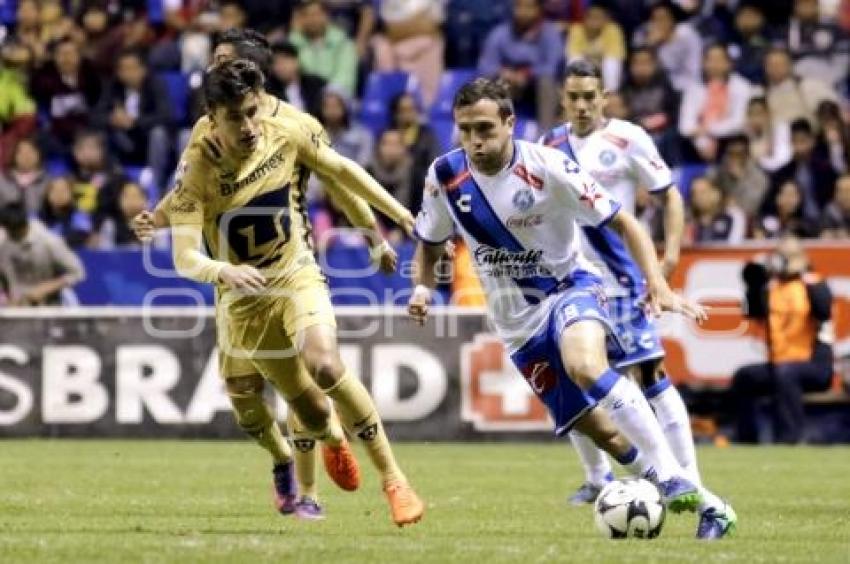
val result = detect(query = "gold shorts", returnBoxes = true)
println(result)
[216,264,337,399]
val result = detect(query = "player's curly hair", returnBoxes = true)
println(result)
[214,28,272,77]
[203,59,265,110]
[452,78,515,120]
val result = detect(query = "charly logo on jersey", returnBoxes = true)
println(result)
[599,149,617,167]
[512,188,535,212]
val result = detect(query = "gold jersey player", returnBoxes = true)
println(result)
[133,29,401,521]
[168,59,423,526]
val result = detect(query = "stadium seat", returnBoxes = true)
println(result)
[429,68,478,121]
[158,71,190,127]
[146,0,164,24]
[358,71,422,137]
[431,118,456,153]
[46,158,70,177]
[0,0,15,25]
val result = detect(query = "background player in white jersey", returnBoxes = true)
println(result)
[407,78,736,538]
[540,59,702,509]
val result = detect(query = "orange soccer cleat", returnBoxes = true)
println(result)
[322,439,361,491]
[383,481,425,527]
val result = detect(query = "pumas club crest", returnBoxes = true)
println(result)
[512,188,535,211]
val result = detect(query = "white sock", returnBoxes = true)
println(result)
[589,370,683,483]
[611,445,657,481]
[646,377,702,486]
[569,430,613,486]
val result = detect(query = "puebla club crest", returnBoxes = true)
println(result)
[512,188,535,212]
[599,149,617,167]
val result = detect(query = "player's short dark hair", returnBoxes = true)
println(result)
[214,28,272,76]
[453,78,514,120]
[116,47,146,66]
[0,202,28,231]
[204,59,265,110]
[790,118,813,137]
[271,41,299,59]
[564,59,603,81]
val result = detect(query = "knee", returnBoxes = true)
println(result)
[303,351,345,390]
[565,356,608,389]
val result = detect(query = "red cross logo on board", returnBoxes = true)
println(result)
[579,183,603,209]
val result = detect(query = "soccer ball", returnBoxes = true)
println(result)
[593,478,666,539]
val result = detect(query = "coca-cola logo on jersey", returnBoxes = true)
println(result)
[505,214,544,229]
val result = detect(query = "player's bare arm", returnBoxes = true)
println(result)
[655,185,685,279]
[298,138,415,236]
[608,209,707,322]
[407,242,445,325]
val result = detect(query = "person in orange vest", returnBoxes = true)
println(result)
[731,236,834,443]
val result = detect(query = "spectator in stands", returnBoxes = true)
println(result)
[566,2,626,90]
[0,138,48,214]
[39,175,93,248]
[93,49,172,190]
[679,43,753,162]
[319,87,373,167]
[317,1,377,60]
[32,37,102,154]
[390,92,440,214]
[619,46,680,165]
[149,0,221,72]
[781,0,850,87]
[815,100,850,175]
[745,96,793,173]
[755,179,820,239]
[728,3,771,84]
[13,0,51,67]
[710,134,769,220]
[821,174,850,238]
[732,236,834,443]
[98,180,159,248]
[266,41,326,119]
[443,0,513,68]
[0,201,85,306]
[770,118,838,212]
[633,2,702,91]
[367,129,413,232]
[0,46,36,167]
[686,176,746,244]
[289,0,358,97]
[478,0,563,128]
[603,91,628,120]
[763,47,839,127]
[70,129,122,214]
[219,1,248,32]
[78,3,154,77]
[372,0,446,107]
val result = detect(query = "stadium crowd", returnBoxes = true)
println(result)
[0,0,849,301]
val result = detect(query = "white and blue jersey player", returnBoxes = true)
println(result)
[407,77,737,538]
[541,59,715,513]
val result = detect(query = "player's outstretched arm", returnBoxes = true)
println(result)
[299,140,414,235]
[654,185,685,279]
[171,224,267,293]
[321,173,397,273]
[407,242,445,326]
[608,209,707,322]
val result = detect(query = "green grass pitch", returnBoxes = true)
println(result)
[1,441,848,563]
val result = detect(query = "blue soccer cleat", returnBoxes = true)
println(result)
[567,473,613,506]
[657,476,702,513]
[697,502,738,539]
[294,496,326,521]
[272,462,297,515]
